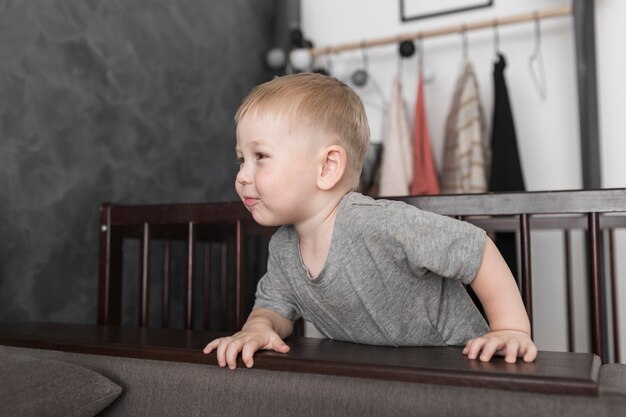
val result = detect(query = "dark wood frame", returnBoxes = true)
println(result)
[97,189,626,364]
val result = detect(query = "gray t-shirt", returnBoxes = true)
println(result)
[254,192,490,346]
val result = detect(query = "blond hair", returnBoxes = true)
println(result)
[235,73,370,190]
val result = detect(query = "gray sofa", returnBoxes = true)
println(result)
[2,343,626,417]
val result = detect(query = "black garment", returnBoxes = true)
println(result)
[490,53,525,192]
[490,53,525,283]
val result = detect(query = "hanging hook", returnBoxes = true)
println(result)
[417,33,424,73]
[461,24,469,63]
[528,11,547,100]
[361,41,369,69]
[493,18,500,58]
[351,41,370,87]
[455,24,469,77]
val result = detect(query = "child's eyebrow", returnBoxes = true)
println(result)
[236,139,268,150]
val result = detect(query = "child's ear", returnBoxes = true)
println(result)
[318,145,347,191]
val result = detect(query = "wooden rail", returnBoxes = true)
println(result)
[0,322,601,396]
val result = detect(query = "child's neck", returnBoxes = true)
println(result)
[294,192,346,279]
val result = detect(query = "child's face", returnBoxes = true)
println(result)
[235,111,319,226]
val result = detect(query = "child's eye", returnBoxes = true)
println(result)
[256,153,268,160]
[237,157,244,166]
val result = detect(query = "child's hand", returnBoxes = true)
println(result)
[203,327,290,369]
[462,329,537,363]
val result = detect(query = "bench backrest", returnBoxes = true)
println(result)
[98,189,626,363]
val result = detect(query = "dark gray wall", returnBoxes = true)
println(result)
[0,0,277,323]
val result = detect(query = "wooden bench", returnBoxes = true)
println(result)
[97,189,626,364]
[2,189,625,407]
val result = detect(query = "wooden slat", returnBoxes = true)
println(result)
[97,204,113,324]
[588,213,605,363]
[220,242,228,331]
[162,241,171,328]
[608,229,620,363]
[235,220,245,330]
[519,214,533,333]
[564,231,575,352]
[139,223,151,327]
[184,222,196,330]
[203,244,211,331]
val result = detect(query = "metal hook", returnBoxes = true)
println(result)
[361,41,369,71]
[461,25,469,62]
[351,41,370,87]
[528,11,547,100]
[418,33,424,72]
[532,12,542,56]
[493,18,500,58]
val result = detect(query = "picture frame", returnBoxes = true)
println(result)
[400,0,494,22]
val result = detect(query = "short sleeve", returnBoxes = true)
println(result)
[388,202,486,285]
[253,235,301,321]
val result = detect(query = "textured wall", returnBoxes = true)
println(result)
[0,0,276,323]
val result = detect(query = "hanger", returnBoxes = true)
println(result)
[418,34,425,75]
[350,43,387,109]
[348,43,388,116]
[528,12,547,100]
[461,25,469,62]
[456,25,470,76]
[493,18,501,60]
[351,42,370,87]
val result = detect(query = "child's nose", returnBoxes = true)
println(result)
[236,165,252,185]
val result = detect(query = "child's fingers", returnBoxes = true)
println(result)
[203,337,222,354]
[242,340,261,368]
[464,337,487,360]
[465,332,537,363]
[273,341,290,353]
[479,337,504,362]
[225,339,245,369]
[216,337,233,367]
[504,339,520,363]
[522,341,538,362]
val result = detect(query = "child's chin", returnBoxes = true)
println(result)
[251,213,277,227]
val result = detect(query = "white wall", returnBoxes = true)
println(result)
[302,0,626,361]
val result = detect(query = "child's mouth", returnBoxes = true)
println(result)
[244,197,259,206]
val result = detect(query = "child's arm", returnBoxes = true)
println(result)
[464,237,538,363]
[203,307,293,369]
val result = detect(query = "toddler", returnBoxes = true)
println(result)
[203,73,536,369]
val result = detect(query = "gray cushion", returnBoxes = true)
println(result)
[0,351,122,417]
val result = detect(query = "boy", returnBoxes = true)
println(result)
[203,73,536,369]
